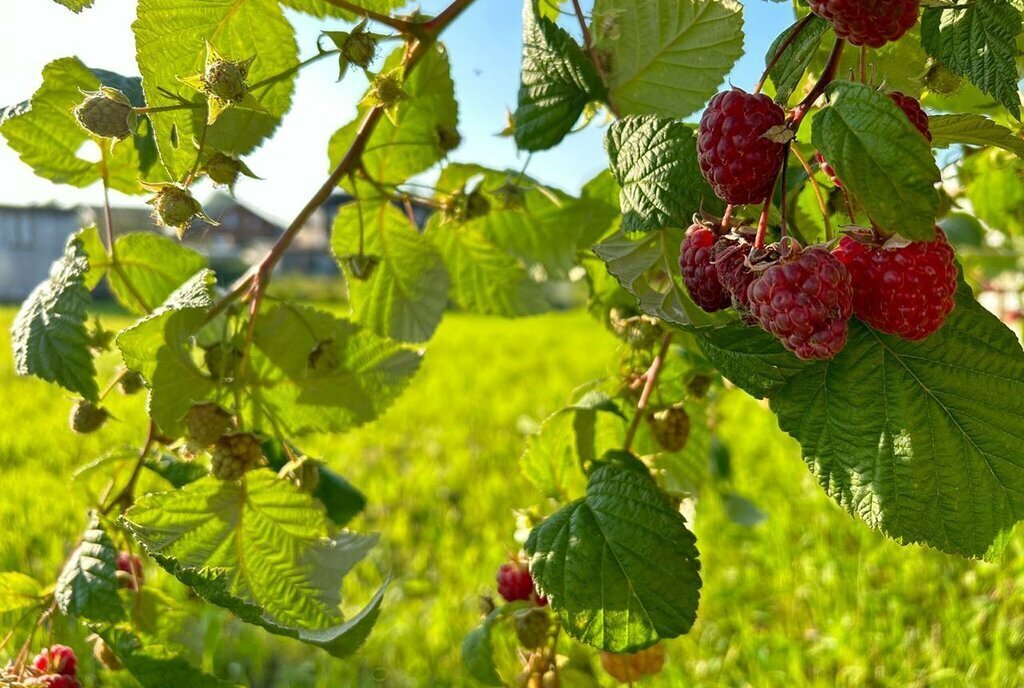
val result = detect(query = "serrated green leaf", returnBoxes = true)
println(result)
[52,0,95,12]
[929,113,1024,160]
[592,228,726,328]
[280,0,405,18]
[0,57,158,194]
[116,270,217,435]
[89,233,206,315]
[766,15,831,104]
[0,572,45,614]
[526,457,701,652]
[97,628,240,688]
[921,0,1022,119]
[330,44,456,185]
[123,470,385,657]
[55,514,124,623]
[699,283,1024,558]
[331,201,449,343]
[427,216,549,317]
[593,0,744,118]
[514,0,606,151]
[242,303,422,435]
[696,322,808,399]
[134,0,299,178]
[606,116,723,232]
[11,231,97,401]
[461,608,504,686]
[812,81,940,240]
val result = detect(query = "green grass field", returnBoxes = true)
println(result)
[2,306,1022,687]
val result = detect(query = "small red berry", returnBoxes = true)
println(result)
[116,552,144,590]
[807,0,920,48]
[497,561,545,605]
[33,645,78,676]
[714,238,758,317]
[888,91,932,142]
[832,229,957,341]
[38,675,82,688]
[680,224,731,312]
[748,247,854,360]
[697,89,787,205]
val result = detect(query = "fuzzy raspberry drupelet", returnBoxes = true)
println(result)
[832,229,957,341]
[714,238,758,316]
[807,0,921,48]
[33,645,78,676]
[888,91,932,141]
[496,561,546,606]
[680,224,731,312]
[748,247,854,360]
[697,89,787,205]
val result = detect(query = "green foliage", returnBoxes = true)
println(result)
[0,573,44,614]
[55,514,124,622]
[929,113,1024,160]
[766,16,831,105]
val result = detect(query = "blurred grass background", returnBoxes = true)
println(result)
[2,305,1023,687]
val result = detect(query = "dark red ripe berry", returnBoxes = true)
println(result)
[116,551,144,590]
[497,562,545,605]
[748,247,854,360]
[807,0,920,48]
[714,239,757,315]
[33,645,78,676]
[832,229,956,341]
[38,676,82,688]
[888,91,932,141]
[680,224,731,312]
[697,89,787,205]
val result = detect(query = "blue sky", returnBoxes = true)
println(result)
[0,1,793,223]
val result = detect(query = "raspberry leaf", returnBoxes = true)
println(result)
[262,438,368,527]
[329,44,457,185]
[95,628,240,688]
[593,0,744,118]
[526,454,702,652]
[699,282,1024,558]
[240,303,422,435]
[812,81,941,241]
[461,607,504,686]
[134,0,299,178]
[51,0,95,12]
[331,200,449,344]
[606,116,723,233]
[515,0,607,151]
[55,514,125,623]
[765,15,831,105]
[921,0,1022,119]
[929,113,1024,160]
[122,470,385,657]
[116,270,218,435]
[86,233,206,315]
[960,149,1024,236]
[593,228,729,329]
[280,0,405,18]
[0,572,45,614]
[0,57,161,194]
[11,231,98,402]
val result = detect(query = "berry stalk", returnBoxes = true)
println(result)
[623,332,674,452]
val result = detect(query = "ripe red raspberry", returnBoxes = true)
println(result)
[697,89,787,205]
[37,675,81,688]
[888,91,932,141]
[679,224,730,312]
[116,552,144,590]
[832,229,956,341]
[714,238,758,316]
[33,645,78,676]
[807,0,920,48]
[748,247,854,360]
[496,561,546,606]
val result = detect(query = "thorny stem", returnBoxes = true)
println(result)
[790,39,846,129]
[790,146,832,240]
[321,0,426,35]
[755,13,815,95]
[623,333,674,452]
[754,195,773,249]
[859,45,868,84]
[206,0,476,326]
[779,144,790,239]
[100,422,157,516]
[133,102,202,114]
[249,50,339,91]
[571,0,620,117]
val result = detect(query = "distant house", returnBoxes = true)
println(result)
[0,205,80,301]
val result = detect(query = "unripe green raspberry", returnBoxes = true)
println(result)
[203,153,242,186]
[203,59,250,102]
[74,88,133,140]
[211,433,263,480]
[365,71,407,110]
[280,458,321,494]
[647,404,690,453]
[203,342,243,380]
[151,185,202,231]
[465,189,491,220]
[686,373,713,400]
[70,400,108,434]
[118,371,145,395]
[343,32,379,68]
[308,339,341,373]
[436,125,462,153]
[493,179,526,210]
[185,402,233,447]
[341,254,381,281]
[925,60,963,96]
[514,607,550,650]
